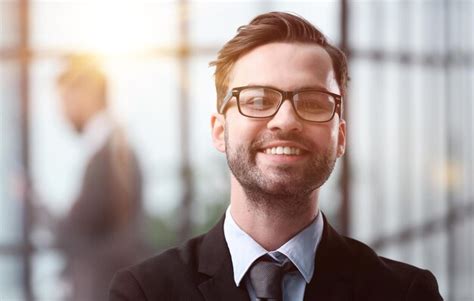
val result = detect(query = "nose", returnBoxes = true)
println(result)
[266,99,303,132]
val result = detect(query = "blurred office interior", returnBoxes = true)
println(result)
[0,0,472,300]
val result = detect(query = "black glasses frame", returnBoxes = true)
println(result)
[218,85,343,123]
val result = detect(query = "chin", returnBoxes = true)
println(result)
[260,181,312,197]
[72,122,84,133]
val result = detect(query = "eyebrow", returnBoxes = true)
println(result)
[243,83,332,92]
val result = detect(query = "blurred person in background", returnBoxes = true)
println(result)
[109,12,442,301]
[55,54,148,301]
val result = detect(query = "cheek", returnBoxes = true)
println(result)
[63,98,85,122]
[308,123,339,149]
[225,113,262,142]
[64,101,78,116]
[60,100,73,117]
[226,124,252,147]
[330,126,340,141]
[327,119,342,138]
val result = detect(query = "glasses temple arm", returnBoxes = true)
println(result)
[218,90,233,113]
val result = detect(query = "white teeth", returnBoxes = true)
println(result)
[276,146,284,155]
[263,146,302,156]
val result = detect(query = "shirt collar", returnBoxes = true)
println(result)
[82,110,115,159]
[223,206,324,286]
[270,212,323,283]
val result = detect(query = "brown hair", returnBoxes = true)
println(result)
[209,11,349,112]
[57,54,108,107]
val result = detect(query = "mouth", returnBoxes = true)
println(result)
[255,142,310,166]
[262,146,303,156]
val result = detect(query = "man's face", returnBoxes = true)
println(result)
[59,82,101,133]
[211,42,346,199]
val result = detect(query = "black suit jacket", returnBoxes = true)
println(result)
[57,129,147,301]
[109,215,443,301]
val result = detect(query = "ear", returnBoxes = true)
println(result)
[336,118,346,158]
[211,113,226,153]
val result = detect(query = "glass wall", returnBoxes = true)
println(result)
[0,60,24,301]
[348,1,473,300]
[0,1,26,299]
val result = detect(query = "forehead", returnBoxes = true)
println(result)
[229,42,339,93]
[59,77,101,94]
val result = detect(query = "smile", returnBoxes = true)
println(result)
[263,146,302,156]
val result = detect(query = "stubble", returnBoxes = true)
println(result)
[225,128,337,217]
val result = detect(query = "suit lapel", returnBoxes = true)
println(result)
[197,216,250,301]
[195,215,356,301]
[304,215,355,301]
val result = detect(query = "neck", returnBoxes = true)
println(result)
[229,177,319,251]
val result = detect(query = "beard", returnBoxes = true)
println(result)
[225,128,337,215]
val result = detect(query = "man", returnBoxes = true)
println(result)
[55,55,147,301]
[109,12,443,300]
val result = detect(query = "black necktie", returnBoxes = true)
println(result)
[248,255,295,301]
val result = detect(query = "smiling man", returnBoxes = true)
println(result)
[109,12,443,301]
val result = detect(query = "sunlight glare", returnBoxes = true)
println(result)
[80,0,155,55]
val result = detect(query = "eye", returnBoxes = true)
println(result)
[244,96,274,108]
[300,100,327,112]
[239,88,279,111]
[296,92,335,113]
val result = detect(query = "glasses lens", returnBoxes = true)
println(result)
[294,91,336,121]
[238,87,281,117]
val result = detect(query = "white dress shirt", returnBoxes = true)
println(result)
[82,110,116,161]
[223,206,324,301]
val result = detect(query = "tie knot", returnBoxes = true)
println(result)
[248,255,295,301]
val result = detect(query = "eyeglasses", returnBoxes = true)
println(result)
[219,85,342,123]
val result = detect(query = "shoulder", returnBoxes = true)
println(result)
[109,233,208,301]
[340,236,443,300]
[131,233,206,281]
[109,216,228,300]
